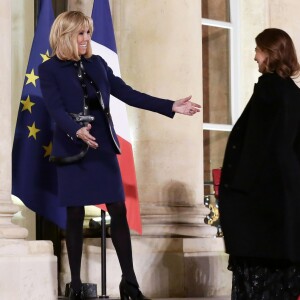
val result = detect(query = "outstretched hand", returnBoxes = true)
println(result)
[172,95,201,116]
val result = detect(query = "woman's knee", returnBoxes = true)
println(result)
[67,206,85,222]
[106,201,127,219]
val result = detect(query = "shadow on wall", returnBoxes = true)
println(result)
[161,180,195,207]
[161,249,185,298]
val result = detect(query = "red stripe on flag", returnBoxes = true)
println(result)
[96,135,142,234]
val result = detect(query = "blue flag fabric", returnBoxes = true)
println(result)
[91,0,117,53]
[12,0,67,229]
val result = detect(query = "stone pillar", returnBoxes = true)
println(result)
[239,0,269,109]
[0,0,27,241]
[268,0,300,53]
[1,1,58,298]
[112,0,215,237]
[68,0,93,15]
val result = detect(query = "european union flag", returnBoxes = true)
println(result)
[12,0,67,229]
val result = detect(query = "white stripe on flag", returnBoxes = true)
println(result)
[91,40,131,142]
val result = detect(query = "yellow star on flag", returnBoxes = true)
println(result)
[40,50,50,63]
[21,95,35,113]
[25,69,39,87]
[27,122,41,140]
[43,142,52,157]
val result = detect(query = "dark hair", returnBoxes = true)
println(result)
[255,28,300,78]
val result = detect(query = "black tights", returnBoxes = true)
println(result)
[106,201,138,286]
[66,206,84,292]
[66,201,138,292]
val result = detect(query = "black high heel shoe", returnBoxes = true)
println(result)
[119,277,151,300]
[68,286,85,300]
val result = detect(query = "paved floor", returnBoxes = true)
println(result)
[157,298,230,300]
[58,296,230,300]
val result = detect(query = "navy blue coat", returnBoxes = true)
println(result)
[38,55,175,206]
[219,73,300,263]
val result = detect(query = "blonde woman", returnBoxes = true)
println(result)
[39,11,200,300]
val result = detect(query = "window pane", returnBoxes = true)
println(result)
[203,130,229,195]
[202,25,231,124]
[202,0,230,22]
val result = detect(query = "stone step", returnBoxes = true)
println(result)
[58,297,230,300]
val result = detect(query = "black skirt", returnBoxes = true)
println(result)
[229,255,300,300]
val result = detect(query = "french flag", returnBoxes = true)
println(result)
[91,0,142,234]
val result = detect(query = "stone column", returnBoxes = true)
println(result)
[0,1,58,298]
[112,0,215,237]
[68,0,93,15]
[268,0,300,53]
[1,0,27,241]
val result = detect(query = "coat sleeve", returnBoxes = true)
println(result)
[38,62,81,140]
[97,56,175,118]
[229,74,283,192]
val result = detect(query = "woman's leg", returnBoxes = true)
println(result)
[66,206,85,292]
[106,201,138,286]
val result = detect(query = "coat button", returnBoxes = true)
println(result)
[224,184,229,188]
[232,145,237,149]
[227,164,232,168]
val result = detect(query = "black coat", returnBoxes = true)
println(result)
[219,72,300,263]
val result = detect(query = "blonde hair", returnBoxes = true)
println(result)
[50,11,93,61]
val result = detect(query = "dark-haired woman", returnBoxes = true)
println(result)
[219,28,300,299]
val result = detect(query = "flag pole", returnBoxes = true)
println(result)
[99,209,109,298]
